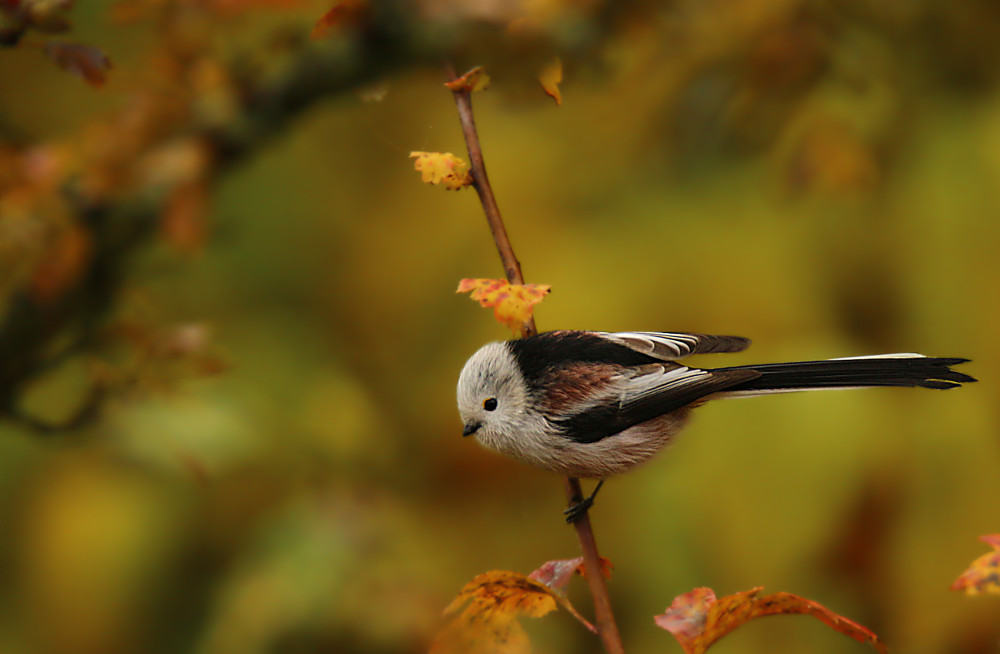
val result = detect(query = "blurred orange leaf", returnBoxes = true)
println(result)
[456,278,551,333]
[162,181,209,255]
[445,66,491,93]
[655,587,887,654]
[31,222,91,304]
[22,0,74,33]
[410,151,471,190]
[951,534,1000,595]
[44,41,112,87]
[311,0,367,40]
[539,57,562,105]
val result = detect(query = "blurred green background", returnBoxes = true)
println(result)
[0,1,998,653]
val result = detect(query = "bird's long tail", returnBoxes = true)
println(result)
[719,354,976,396]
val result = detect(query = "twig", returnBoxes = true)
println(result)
[445,63,625,654]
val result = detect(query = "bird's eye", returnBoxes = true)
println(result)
[483,397,498,411]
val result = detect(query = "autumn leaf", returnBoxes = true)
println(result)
[431,559,607,653]
[528,556,612,590]
[311,0,367,40]
[410,152,472,190]
[456,278,551,333]
[539,57,562,105]
[655,587,888,654]
[951,534,1000,595]
[429,571,559,654]
[445,66,491,93]
[44,41,112,87]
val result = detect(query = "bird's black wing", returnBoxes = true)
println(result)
[556,364,760,443]
[508,331,751,389]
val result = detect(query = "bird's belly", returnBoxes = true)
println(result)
[543,409,691,479]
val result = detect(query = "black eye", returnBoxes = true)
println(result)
[483,397,498,411]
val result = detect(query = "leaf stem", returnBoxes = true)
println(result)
[445,63,625,654]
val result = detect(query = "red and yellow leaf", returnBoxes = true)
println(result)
[445,66,491,93]
[456,278,551,333]
[410,151,472,190]
[44,41,112,87]
[951,534,1000,595]
[431,557,610,653]
[539,57,562,105]
[655,587,887,654]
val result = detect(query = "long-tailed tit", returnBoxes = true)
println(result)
[456,331,975,519]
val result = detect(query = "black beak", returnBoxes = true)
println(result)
[462,422,481,437]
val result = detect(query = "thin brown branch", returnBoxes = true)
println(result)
[445,64,534,321]
[446,63,625,654]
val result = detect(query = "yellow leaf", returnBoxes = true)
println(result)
[951,534,1000,595]
[539,57,562,105]
[430,571,558,654]
[445,66,491,93]
[457,278,551,333]
[409,152,472,190]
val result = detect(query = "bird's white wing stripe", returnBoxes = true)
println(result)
[831,353,925,361]
[598,332,703,358]
[616,365,711,406]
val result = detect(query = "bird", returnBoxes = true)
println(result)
[456,330,975,520]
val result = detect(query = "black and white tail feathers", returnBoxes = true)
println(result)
[719,354,975,396]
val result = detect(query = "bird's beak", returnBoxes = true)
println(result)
[462,422,481,437]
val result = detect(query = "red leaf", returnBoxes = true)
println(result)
[44,41,112,87]
[529,556,613,590]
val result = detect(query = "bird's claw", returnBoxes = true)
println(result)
[563,480,604,524]
[563,496,595,523]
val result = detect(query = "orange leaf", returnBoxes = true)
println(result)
[430,571,558,654]
[539,57,562,105]
[655,587,888,654]
[44,41,112,87]
[311,0,367,40]
[445,66,491,93]
[456,278,551,333]
[410,151,472,190]
[951,534,1000,595]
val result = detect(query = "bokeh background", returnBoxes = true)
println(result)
[0,1,998,653]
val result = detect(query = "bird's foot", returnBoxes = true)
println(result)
[563,480,604,524]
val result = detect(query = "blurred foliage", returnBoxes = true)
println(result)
[0,0,998,653]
